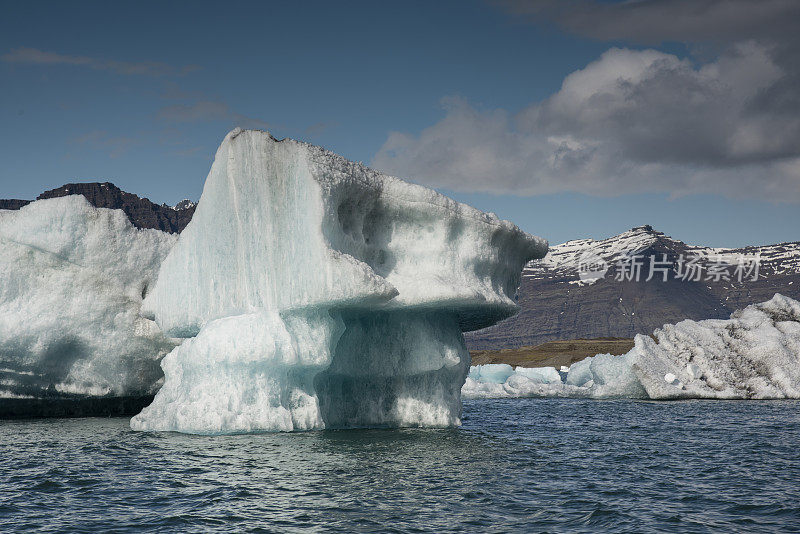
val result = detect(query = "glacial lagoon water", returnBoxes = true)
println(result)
[2,399,799,533]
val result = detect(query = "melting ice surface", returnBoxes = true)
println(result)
[131,128,547,433]
[463,294,800,400]
[0,197,177,398]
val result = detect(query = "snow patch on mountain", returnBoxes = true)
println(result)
[523,225,662,284]
[173,199,196,211]
[523,225,800,285]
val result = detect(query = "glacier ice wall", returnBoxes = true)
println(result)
[0,196,178,398]
[132,128,547,433]
[462,294,800,400]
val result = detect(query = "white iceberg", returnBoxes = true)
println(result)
[468,364,516,384]
[462,294,800,400]
[632,293,800,399]
[0,196,178,398]
[131,128,547,433]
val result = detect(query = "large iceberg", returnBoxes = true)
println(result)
[463,294,800,400]
[131,128,547,433]
[0,196,178,399]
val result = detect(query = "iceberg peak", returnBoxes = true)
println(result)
[132,129,546,434]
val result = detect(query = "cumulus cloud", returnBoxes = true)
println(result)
[373,31,800,201]
[1,47,199,76]
[374,0,800,201]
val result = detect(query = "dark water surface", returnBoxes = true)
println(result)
[1,399,799,533]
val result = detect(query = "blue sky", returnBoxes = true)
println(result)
[1,0,798,247]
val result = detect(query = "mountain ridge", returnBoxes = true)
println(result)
[0,182,195,233]
[465,225,800,349]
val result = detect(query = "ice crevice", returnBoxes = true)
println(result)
[131,128,547,433]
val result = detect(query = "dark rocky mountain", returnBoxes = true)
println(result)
[0,199,30,210]
[1,182,195,233]
[465,226,800,349]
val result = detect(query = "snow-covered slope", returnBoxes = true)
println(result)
[683,241,800,278]
[0,196,178,399]
[463,294,800,400]
[172,199,196,211]
[523,225,664,285]
[525,225,800,284]
[132,128,547,434]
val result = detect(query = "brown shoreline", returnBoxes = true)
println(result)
[469,337,635,369]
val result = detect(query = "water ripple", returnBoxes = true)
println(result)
[1,399,799,532]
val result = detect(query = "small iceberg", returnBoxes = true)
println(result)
[463,294,800,400]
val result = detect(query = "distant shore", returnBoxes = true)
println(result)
[469,338,635,369]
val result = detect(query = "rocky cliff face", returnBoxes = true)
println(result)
[465,226,800,349]
[1,183,195,233]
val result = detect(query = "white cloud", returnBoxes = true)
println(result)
[372,43,800,202]
[71,130,139,159]
[157,101,269,130]
[1,47,198,76]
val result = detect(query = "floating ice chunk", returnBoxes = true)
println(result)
[561,352,645,397]
[514,366,562,384]
[133,129,547,433]
[564,358,593,387]
[0,196,177,398]
[632,294,800,400]
[461,377,508,399]
[564,353,637,391]
[466,363,562,391]
[462,366,588,399]
[468,364,515,384]
[462,294,800,401]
